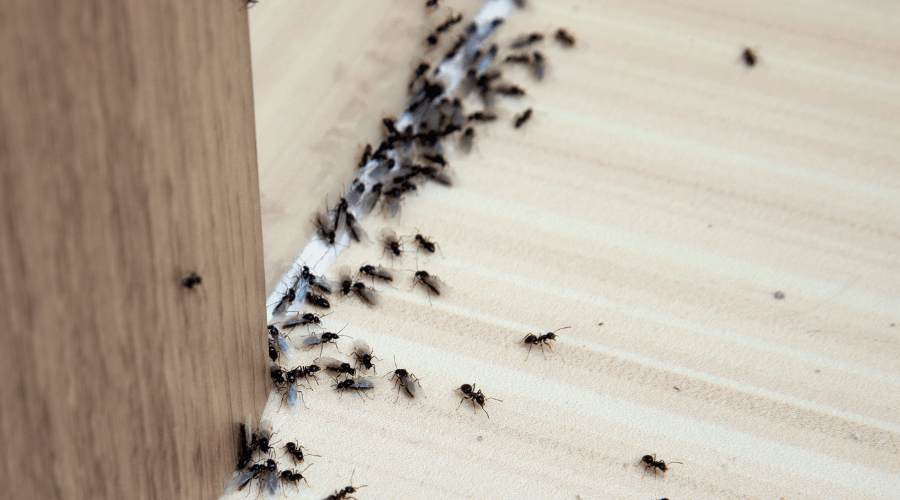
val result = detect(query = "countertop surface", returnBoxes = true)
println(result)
[226,1,900,498]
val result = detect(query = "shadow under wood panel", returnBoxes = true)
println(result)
[0,1,266,498]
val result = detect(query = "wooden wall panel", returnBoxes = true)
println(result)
[0,1,266,498]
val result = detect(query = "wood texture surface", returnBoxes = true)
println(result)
[240,0,899,499]
[0,1,267,498]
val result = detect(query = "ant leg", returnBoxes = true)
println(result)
[457,397,466,411]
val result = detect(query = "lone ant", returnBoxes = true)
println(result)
[514,108,533,128]
[523,326,570,360]
[281,312,328,332]
[316,356,356,378]
[325,471,367,500]
[510,32,544,49]
[742,46,758,67]
[345,212,367,243]
[358,264,393,285]
[554,28,576,47]
[313,211,336,245]
[457,383,502,418]
[335,376,378,400]
[181,272,202,289]
[306,292,331,309]
[638,454,682,477]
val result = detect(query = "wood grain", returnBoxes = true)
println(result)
[242,0,900,499]
[0,1,267,498]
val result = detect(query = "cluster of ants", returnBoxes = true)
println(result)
[225,418,319,496]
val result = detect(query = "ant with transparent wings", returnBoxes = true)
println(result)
[387,357,424,402]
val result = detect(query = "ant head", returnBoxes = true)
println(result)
[475,394,485,405]
[268,325,279,337]
[265,458,276,470]
[544,332,557,340]
[323,332,339,341]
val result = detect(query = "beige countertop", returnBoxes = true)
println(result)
[227,1,900,498]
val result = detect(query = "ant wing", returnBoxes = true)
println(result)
[257,418,273,440]
[405,376,424,399]
[310,275,333,295]
[345,213,369,243]
[224,468,256,494]
[314,356,345,371]
[263,469,280,497]
[351,377,380,390]
[286,384,299,407]
[352,285,379,306]
[274,334,294,359]
[295,334,324,348]
[379,227,400,244]
[353,339,373,357]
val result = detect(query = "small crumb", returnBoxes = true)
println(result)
[477,435,483,441]
[598,322,604,326]
[575,495,584,500]
[673,386,680,391]
[814,369,820,373]
[890,323,895,327]
[852,432,861,440]
[708,224,712,228]
[773,291,785,299]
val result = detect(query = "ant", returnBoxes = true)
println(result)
[300,325,348,355]
[413,232,439,254]
[457,383,501,418]
[281,312,328,331]
[235,423,253,470]
[435,12,463,33]
[302,265,333,295]
[422,152,446,167]
[268,324,293,359]
[412,269,444,302]
[380,228,404,261]
[425,0,439,7]
[331,197,349,230]
[181,272,202,289]
[531,51,545,80]
[316,356,356,378]
[306,292,331,309]
[514,108,533,128]
[467,111,497,122]
[358,144,372,168]
[325,471,367,500]
[285,442,318,464]
[522,326,569,359]
[504,53,531,64]
[270,365,287,389]
[510,32,544,49]
[291,364,322,388]
[638,454,682,477]
[335,377,377,400]
[271,275,300,316]
[255,418,277,454]
[268,341,278,362]
[352,281,378,307]
[280,465,312,489]
[555,28,576,47]
[345,212,367,243]
[352,339,379,373]
[313,211,336,245]
[387,357,424,401]
[494,84,526,97]
[459,126,475,153]
[359,264,393,285]
[742,47,758,67]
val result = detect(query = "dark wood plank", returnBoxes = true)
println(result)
[0,1,267,498]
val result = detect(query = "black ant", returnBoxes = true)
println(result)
[457,383,502,418]
[510,32,544,49]
[268,324,294,358]
[422,152,446,167]
[380,228,404,261]
[270,365,287,389]
[235,423,253,470]
[425,0,439,7]
[302,265,333,295]
[337,266,356,297]
[281,312,328,332]
[335,377,377,400]
[358,144,372,168]
[522,326,569,360]
[413,232,439,254]
[555,28,576,47]
[300,325,348,355]
[313,211,336,245]
[467,111,497,122]
[345,212,367,243]
[291,364,322,388]
[387,357,424,401]
[268,340,278,362]
[435,12,463,33]
[742,47,758,67]
[331,197,349,230]
[514,108,533,128]
[181,272,202,289]
[316,356,356,378]
[279,465,312,490]
[255,418,277,454]
[352,339,379,373]
[271,276,300,316]
[359,264,393,285]
[306,292,331,309]
[352,281,378,306]
[325,470,367,500]
[531,51,545,80]
[412,269,444,301]
[638,454,682,477]
[504,53,531,64]
[445,35,466,59]
[285,442,319,464]
[459,126,475,153]
[494,84,525,97]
